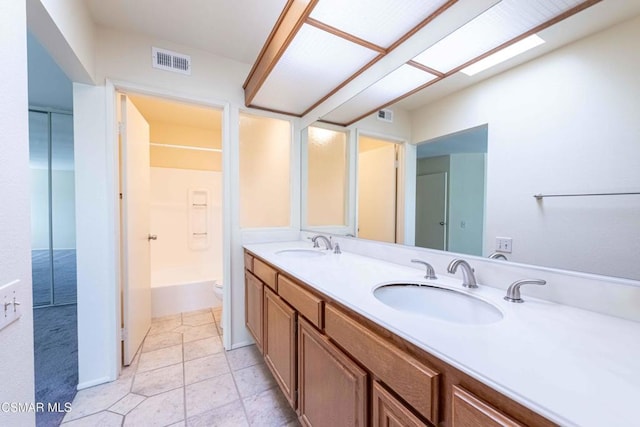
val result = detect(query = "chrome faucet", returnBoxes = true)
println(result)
[311,234,333,250]
[411,259,437,280]
[504,279,546,303]
[488,252,508,260]
[447,259,478,288]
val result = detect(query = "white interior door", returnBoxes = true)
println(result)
[121,94,152,366]
[415,172,447,250]
[357,143,397,243]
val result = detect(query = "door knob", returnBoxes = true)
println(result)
[148,234,158,241]
[439,221,445,226]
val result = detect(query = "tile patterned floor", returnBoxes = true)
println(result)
[61,308,299,427]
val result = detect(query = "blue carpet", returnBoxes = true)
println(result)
[32,249,78,426]
[32,249,77,307]
[33,304,78,427]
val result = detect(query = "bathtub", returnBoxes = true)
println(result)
[151,268,221,317]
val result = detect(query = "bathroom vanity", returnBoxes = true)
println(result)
[243,241,640,427]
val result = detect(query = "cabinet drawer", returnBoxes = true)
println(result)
[325,304,440,425]
[278,275,323,329]
[451,385,524,427]
[244,251,254,272]
[253,258,277,291]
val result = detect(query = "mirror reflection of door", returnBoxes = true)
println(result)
[415,172,447,250]
[357,136,397,243]
[415,125,487,256]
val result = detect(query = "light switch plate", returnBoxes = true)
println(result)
[0,280,22,331]
[495,237,513,253]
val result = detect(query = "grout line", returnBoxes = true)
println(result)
[181,311,188,425]
[221,341,252,425]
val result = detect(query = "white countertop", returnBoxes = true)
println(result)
[244,240,640,427]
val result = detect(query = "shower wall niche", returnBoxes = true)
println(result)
[29,109,77,307]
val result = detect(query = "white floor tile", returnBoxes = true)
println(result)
[63,377,133,422]
[132,363,184,396]
[183,336,224,361]
[137,344,183,373]
[243,388,296,427]
[61,410,123,426]
[186,400,249,427]
[142,331,183,353]
[109,393,146,415]
[184,353,229,385]
[185,374,238,418]
[183,323,217,343]
[227,345,262,371]
[124,388,184,427]
[234,363,276,398]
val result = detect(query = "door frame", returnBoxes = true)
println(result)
[354,130,410,245]
[105,79,232,377]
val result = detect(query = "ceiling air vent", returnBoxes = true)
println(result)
[377,109,393,123]
[152,47,191,75]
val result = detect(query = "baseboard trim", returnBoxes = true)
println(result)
[77,376,112,390]
[230,340,254,350]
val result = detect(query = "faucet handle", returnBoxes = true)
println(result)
[411,259,437,280]
[504,279,546,303]
[334,243,341,254]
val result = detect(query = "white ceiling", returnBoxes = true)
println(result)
[127,93,222,131]
[55,0,640,123]
[85,0,288,64]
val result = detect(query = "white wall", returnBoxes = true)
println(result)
[150,167,222,286]
[27,0,95,83]
[410,16,640,280]
[0,1,36,425]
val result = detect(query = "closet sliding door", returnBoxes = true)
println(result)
[29,109,77,307]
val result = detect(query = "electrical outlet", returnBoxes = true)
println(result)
[0,280,22,331]
[495,237,513,253]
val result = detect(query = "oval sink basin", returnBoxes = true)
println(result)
[374,283,502,325]
[275,249,327,258]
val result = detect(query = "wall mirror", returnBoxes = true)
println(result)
[300,16,640,281]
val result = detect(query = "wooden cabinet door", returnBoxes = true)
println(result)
[373,381,428,427]
[245,271,263,353]
[451,385,524,427]
[264,287,297,408]
[298,318,367,427]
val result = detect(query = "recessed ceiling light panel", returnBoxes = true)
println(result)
[322,64,437,124]
[412,0,583,73]
[309,0,449,48]
[461,34,545,76]
[251,24,379,114]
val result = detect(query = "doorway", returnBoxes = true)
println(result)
[357,135,400,243]
[27,31,78,427]
[117,92,224,367]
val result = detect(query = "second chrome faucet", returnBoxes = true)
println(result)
[447,259,478,288]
